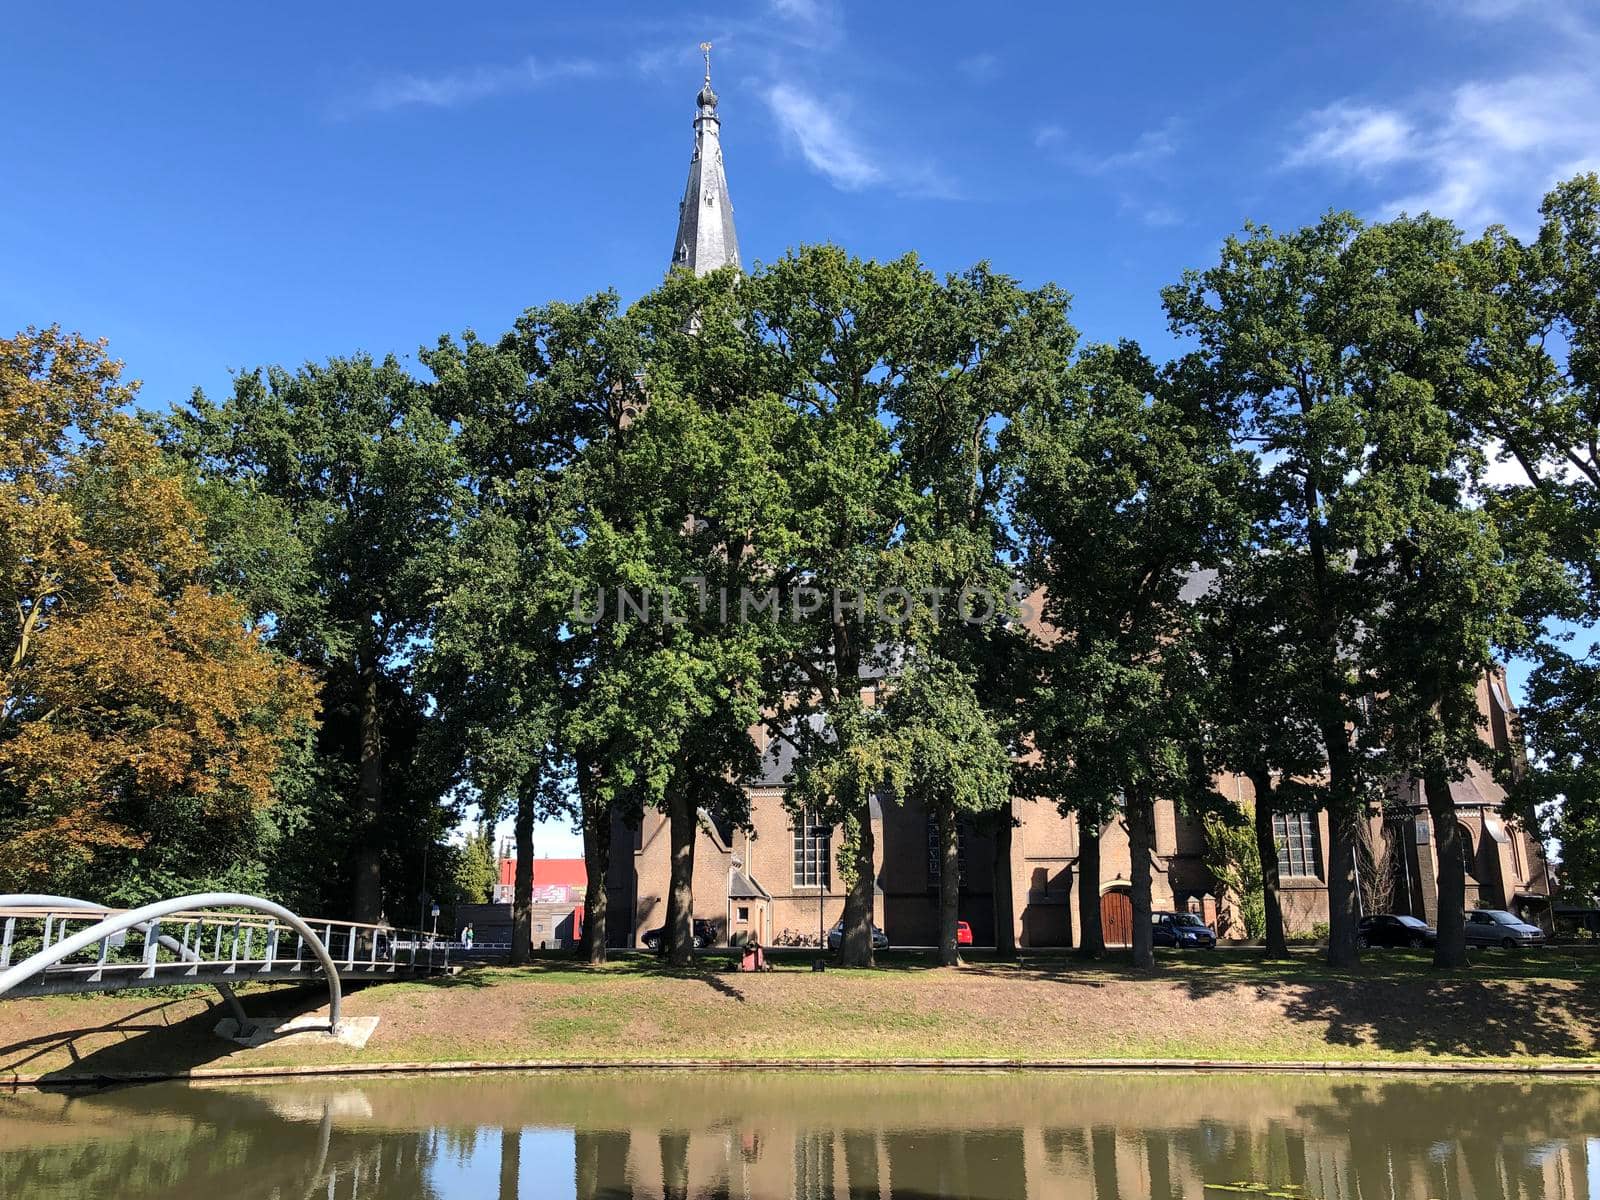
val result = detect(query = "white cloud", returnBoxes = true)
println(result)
[1286,103,1415,172]
[1035,120,1186,225]
[350,56,600,114]
[769,0,821,18]
[1133,203,1183,228]
[1097,121,1181,173]
[631,45,681,80]
[1285,71,1600,227]
[959,52,1001,83]
[1035,119,1181,175]
[764,81,954,197]
[763,0,842,50]
[765,82,883,190]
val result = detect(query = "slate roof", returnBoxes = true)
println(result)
[728,868,770,900]
[670,53,740,277]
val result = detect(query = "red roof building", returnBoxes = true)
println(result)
[493,857,587,905]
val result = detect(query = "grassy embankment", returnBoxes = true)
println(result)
[4,948,1597,1082]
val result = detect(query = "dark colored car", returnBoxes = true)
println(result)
[1464,909,1547,948]
[1151,911,1216,949]
[1357,914,1436,949]
[827,920,890,951]
[641,919,716,952]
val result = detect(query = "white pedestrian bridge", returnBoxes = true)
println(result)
[0,893,451,1033]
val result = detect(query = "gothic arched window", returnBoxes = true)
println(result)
[1458,824,1478,880]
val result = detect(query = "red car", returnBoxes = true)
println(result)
[956,920,974,946]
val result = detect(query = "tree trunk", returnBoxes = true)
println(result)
[1301,435,1361,970]
[938,805,961,966]
[580,763,610,965]
[498,1126,520,1200]
[992,806,1017,960]
[1250,768,1289,958]
[1127,792,1155,969]
[575,1132,599,1200]
[833,627,874,968]
[576,1131,628,1200]
[1324,798,1362,968]
[665,789,697,966]
[510,783,535,965]
[1076,809,1105,957]
[660,1131,689,1200]
[351,664,384,923]
[1426,770,1469,969]
[840,806,876,966]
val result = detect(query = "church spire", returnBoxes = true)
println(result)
[670,42,741,276]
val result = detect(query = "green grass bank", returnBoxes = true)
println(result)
[4,948,1597,1084]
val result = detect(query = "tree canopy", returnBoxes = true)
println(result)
[11,170,1596,969]
[1,327,315,899]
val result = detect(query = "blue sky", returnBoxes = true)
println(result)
[7,1,1597,404]
[5,1,1596,855]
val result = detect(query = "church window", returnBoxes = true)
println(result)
[792,811,830,888]
[1459,824,1478,880]
[1272,812,1319,878]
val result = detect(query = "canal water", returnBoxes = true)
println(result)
[1,1070,1596,1198]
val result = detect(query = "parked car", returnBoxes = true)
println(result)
[1357,914,1436,949]
[956,920,974,946]
[827,921,890,951]
[641,919,716,952]
[1464,909,1547,948]
[1151,911,1216,949]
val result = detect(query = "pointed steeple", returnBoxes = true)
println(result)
[670,43,741,276]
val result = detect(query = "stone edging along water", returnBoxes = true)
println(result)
[7,1057,1600,1089]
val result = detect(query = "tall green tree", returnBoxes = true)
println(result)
[1171,209,1543,967]
[880,660,1012,965]
[1166,215,1391,967]
[1463,174,1600,905]
[419,300,607,963]
[1196,550,1327,959]
[445,819,497,905]
[740,247,923,967]
[746,247,1072,966]
[162,354,462,921]
[457,291,650,965]
[619,268,796,966]
[1012,342,1247,969]
[887,261,1076,961]
[1338,215,1530,969]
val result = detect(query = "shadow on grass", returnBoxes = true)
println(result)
[1143,947,1600,1060]
[3,983,334,1084]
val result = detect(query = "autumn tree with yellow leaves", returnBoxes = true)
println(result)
[0,327,316,898]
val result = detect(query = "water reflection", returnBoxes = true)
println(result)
[1,1070,1595,1199]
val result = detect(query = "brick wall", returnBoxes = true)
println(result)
[597,668,1553,948]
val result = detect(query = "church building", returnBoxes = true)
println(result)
[603,58,1554,950]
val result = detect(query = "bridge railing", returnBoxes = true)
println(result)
[0,904,447,981]
[0,896,451,1031]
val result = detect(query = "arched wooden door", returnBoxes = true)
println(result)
[1101,888,1133,947]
